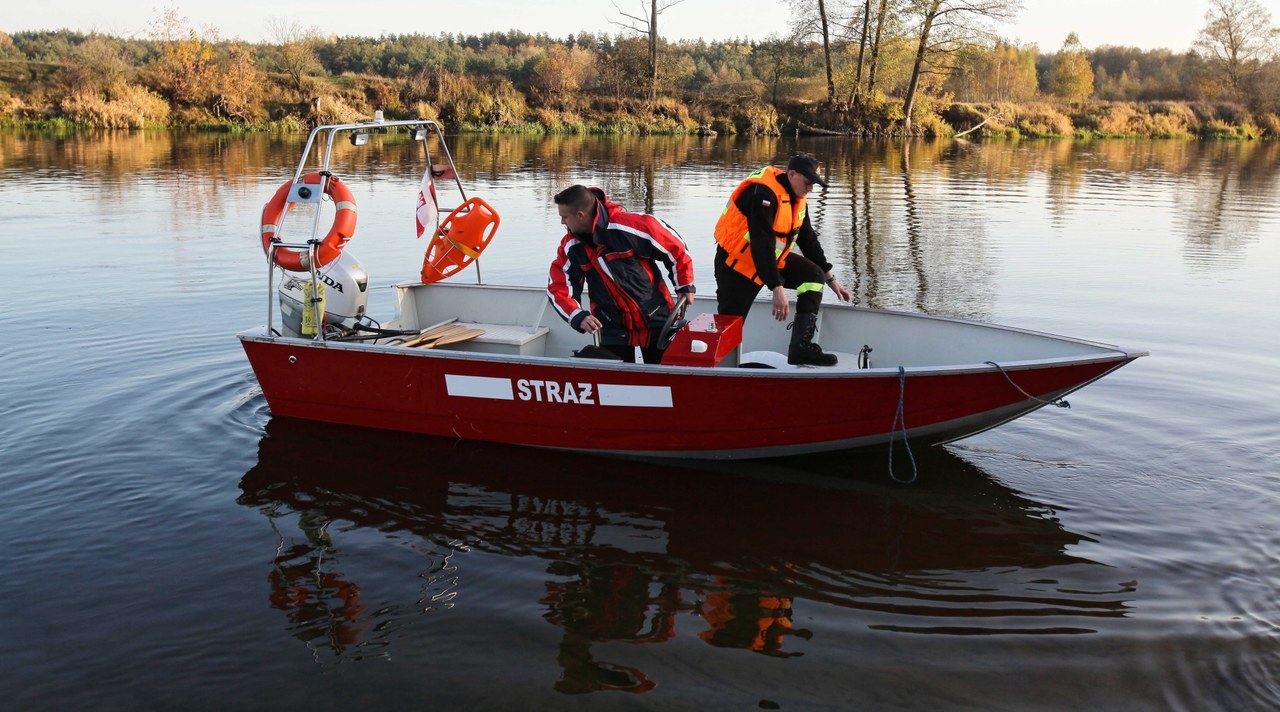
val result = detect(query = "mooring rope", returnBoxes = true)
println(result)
[888,366,918,484]
[984,361,1071,409]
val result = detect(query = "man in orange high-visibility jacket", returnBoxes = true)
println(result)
[548,184,697,364]
[714,154,852,366]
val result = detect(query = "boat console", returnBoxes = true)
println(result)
[662,313,743,367]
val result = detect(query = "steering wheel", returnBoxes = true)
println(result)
[656,294,691,350]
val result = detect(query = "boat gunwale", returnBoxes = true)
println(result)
[242,280,1146,379]
[237,327,1142,380]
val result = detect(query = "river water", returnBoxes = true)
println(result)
[3,130,1278,710]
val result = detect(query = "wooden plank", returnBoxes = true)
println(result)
[401,322,465,347]
[421,328,485,348]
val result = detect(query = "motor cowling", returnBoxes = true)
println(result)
[277,250,369,337]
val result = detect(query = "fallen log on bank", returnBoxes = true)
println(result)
[795,121,846,136]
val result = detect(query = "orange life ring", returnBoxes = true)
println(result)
[420,197,500,283]
[260,172,357,272]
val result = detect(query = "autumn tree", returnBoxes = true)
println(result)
[149,7,220,107]
[1051,32,1094,103]
[596,37,652,100]
[817,0,836,104]
[946,41,1037,101]
[613,0,687,100]
[1094,59,1142,101]
[866,0,892,98]
[533,44,597,108]
[0,31,18,61]
[901,0,1022,133]
[998,41,1037,100]
[787,0,838,105]
[53,32,169,127]
[852,0,872,103]
[61,35,133,97]
[757,34,809,105]
[214,42,264,121]
[268,16,324,96]
[1194,0,1279,97]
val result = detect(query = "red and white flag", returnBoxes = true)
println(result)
[415,164,439,238]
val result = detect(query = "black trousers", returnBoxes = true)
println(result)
[714,246,825,320]
[600,344,665,364]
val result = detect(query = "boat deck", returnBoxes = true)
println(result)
[379,281,1133,371]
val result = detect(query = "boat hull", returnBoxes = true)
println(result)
[240,331,1139,459]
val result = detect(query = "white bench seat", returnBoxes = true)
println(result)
[445,322,550,356]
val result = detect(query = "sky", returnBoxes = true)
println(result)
[5,0,1280,52]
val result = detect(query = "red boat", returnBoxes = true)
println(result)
[240,117,1146,459]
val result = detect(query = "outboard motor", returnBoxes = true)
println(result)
[277,250,369,338]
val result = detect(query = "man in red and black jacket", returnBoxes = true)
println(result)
[548,185,697,364]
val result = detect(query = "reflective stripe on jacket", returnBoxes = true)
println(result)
[547,188,696,347]
[713,166,807,285]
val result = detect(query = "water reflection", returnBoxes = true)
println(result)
[250,488,469,664]
[901,141,930,313]
[1175,141,1280,268]
[238,419,1132,689]
[8,129,1275,291]
[542,560,668,694]
[265,519,368,659]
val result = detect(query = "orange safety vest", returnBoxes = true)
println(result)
[713,166,807,284]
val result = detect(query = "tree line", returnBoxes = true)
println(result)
[1,0,1277,138]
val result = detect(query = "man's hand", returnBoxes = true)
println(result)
[770,286,789,321]
[828,277,853,303]
[580,314,603,333]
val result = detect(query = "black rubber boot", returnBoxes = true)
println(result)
[787,313,838,366]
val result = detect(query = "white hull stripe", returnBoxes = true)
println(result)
[446,374,514,400]
[598,383,672,407]
[446,374,672,408]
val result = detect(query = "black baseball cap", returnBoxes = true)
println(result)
[786,154,827,188]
